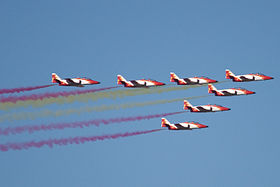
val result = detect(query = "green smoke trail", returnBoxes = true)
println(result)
[0,95,207,122]
[0,84,206,111]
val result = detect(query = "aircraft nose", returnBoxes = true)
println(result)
[92,80,100,84]
[246,91,255,95]
[198,124,208,128]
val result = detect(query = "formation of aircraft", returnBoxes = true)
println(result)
[183,100,230,112]
[52,73,100,87]
[170,72,217,85]
[226,69,274,82]
[51,69,273,88]
[162,69,272,130]
[117,75,165,88]
[161,118,208,130]
[50,69,272,131]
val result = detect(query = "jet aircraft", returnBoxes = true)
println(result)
[117,75,165,88]
[208,84,255,96]
[184,100,230,112]
[226,69,273,82]
[170,72,217,85]
[52,73,100,87]
[161,118,208,130]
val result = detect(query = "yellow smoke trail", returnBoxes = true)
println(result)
[0,95,208,122]
[0,84,204,110]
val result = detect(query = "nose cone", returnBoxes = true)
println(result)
[158,82,165,86]
[210,79,218,83]
[265,76,274,80]
[197,124,208,128]
[222,107,231,111]
[90,80,100,84]
[201,124,208,128]
[245,90,256,95]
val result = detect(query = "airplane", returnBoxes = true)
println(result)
[52,73,100,87]
[183,100,230,112]
[208,84,255,96]
[170,72,218,85]
[117,75,165,88]
[161,118,208,130]
[226,69,273,82]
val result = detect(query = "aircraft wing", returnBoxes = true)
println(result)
[65,79,84,87]
[239,76,252,81]
[131,80,147,87]
[196,106,210,112]
[221,90,234,96]
[174,123,192,130]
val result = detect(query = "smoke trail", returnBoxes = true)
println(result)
[0,84,55,95]
[0,111,184,136]
[0,129,163,151]
[0,95,206,122]
[0,84,204,110]
[0,86,118,103]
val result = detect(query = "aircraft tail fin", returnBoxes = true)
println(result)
[225,69,235,79]
[208,84,217,93]
[161,118,171,127]
[52,73,62,83]
[170,72,180,82]
[117,75,128,85]
[184,100,193,110]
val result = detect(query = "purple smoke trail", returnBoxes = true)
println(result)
[0,129,163,151]
[0,111,184,136]
[0,84,55,95]
[0,86,118,103]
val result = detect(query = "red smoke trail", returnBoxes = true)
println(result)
[0,111,184,136]
[0,129,163,151]
[0,86,118,103]
[0,85,54,95]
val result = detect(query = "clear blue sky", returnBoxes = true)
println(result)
[0,0,279,186]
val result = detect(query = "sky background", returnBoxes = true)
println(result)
[0,0,279,186]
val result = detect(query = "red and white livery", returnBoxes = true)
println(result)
[117,75,165,88]
[183,100,230,112]
[52,73,100,87]
[208,84,255,96]
[226,69,273,82]
[170,72,217,85]
[161,118,208,130]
